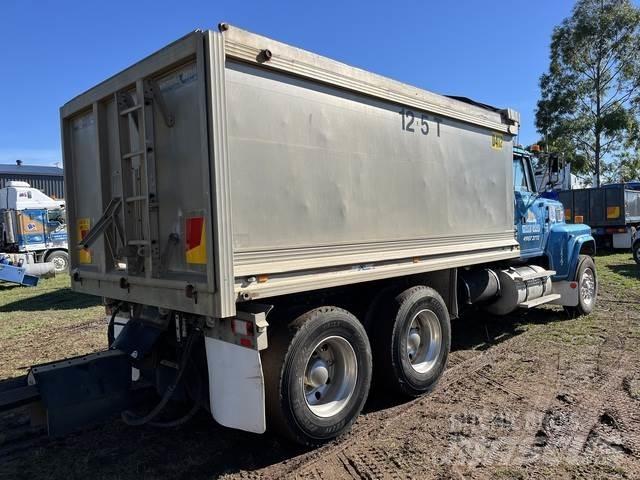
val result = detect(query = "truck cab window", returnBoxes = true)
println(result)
[513,158,530,192]
[47,208,66,225]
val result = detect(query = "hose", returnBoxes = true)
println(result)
[147,370,202,428]
[121,325,201,427]
[107,303,122,347]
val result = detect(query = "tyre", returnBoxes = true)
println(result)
[633,241,640,265]
[373,286,451,397]
[565,255,597,317]
[46,250,69,273]
[262,306,372,446]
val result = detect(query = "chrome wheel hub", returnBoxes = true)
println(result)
[580,268,595,305]
[406,309,442,374]
[304,336,357,418]
[51,256,67,272]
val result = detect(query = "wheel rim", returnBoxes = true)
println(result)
[405,309,442,374]
[303,336,358,418]
[51,256,67,272]
[580,268,596,306]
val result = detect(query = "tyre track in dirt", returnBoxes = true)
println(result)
[249,327,539,479]
[532,314,639,465]
[249,300,640,479]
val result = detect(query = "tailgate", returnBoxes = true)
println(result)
[61,32,220,316]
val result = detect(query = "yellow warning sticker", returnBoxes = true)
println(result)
[78,218,92,264]
[491,133,503,150]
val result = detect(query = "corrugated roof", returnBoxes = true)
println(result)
[0,164,64,176]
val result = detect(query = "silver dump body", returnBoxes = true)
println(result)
[61,25,520,318]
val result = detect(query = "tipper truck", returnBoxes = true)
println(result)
[0,24,597,445]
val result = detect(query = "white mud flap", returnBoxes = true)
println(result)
[551,281,579,306]
[204,337,266,433]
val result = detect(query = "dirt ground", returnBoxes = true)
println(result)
[0,253,638,479]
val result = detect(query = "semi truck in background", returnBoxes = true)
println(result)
[0,25,598,445]
[0,181,69,272]
[560,184,640,263]
[533,150,640,263]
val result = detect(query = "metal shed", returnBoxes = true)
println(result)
[0,162,64,199]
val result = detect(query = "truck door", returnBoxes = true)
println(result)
[19,209,47,251]
[514,156,545,257]
[44,208,68,248]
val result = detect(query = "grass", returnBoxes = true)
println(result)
[0,275,102,340]
[0,275,105,378]
[522,252,640,349]
[595,251,640,296]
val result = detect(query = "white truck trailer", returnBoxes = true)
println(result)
[0,24,597,445]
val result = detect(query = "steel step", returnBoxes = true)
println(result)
[519,293,561,309]
[128,240,150,246]
[515,269,556,282]
[122,150,145,160]
[119,104,143,116]
[125,195,147,203]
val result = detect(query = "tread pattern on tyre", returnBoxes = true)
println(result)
[373,285,451,397]
[565,255,597,318]
[262,306,372,446]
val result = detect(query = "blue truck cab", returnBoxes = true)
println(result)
[512,146,597,314]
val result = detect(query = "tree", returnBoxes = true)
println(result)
[602,149,640,182]
[536,0,640,187]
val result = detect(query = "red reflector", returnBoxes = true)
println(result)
[185,217,204,250]
[239,338,252,348]
[570,282,577,289]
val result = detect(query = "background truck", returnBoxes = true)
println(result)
[559,184,640,262]
[0,180,69,272]
[0,24,597,446]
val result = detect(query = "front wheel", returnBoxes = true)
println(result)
[46,250,69,273]
[633,241,640,265]
[565,255,597,317]
[262,307,372,446]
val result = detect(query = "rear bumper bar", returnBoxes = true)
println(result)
[0,350,133,436]
[0,376,40,412]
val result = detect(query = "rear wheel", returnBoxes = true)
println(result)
[565,255,597,317]
[46,250,69,273]
[262,307,372,446]
[373,286,450,397]
[633,241,640,265]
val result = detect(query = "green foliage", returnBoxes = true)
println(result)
[536,0,640,186]
[528,137,589,173]
[603,149,640,182]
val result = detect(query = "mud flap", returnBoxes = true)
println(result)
[551,280,580,306]
[204,337,266,434]
[29,350,132,436]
